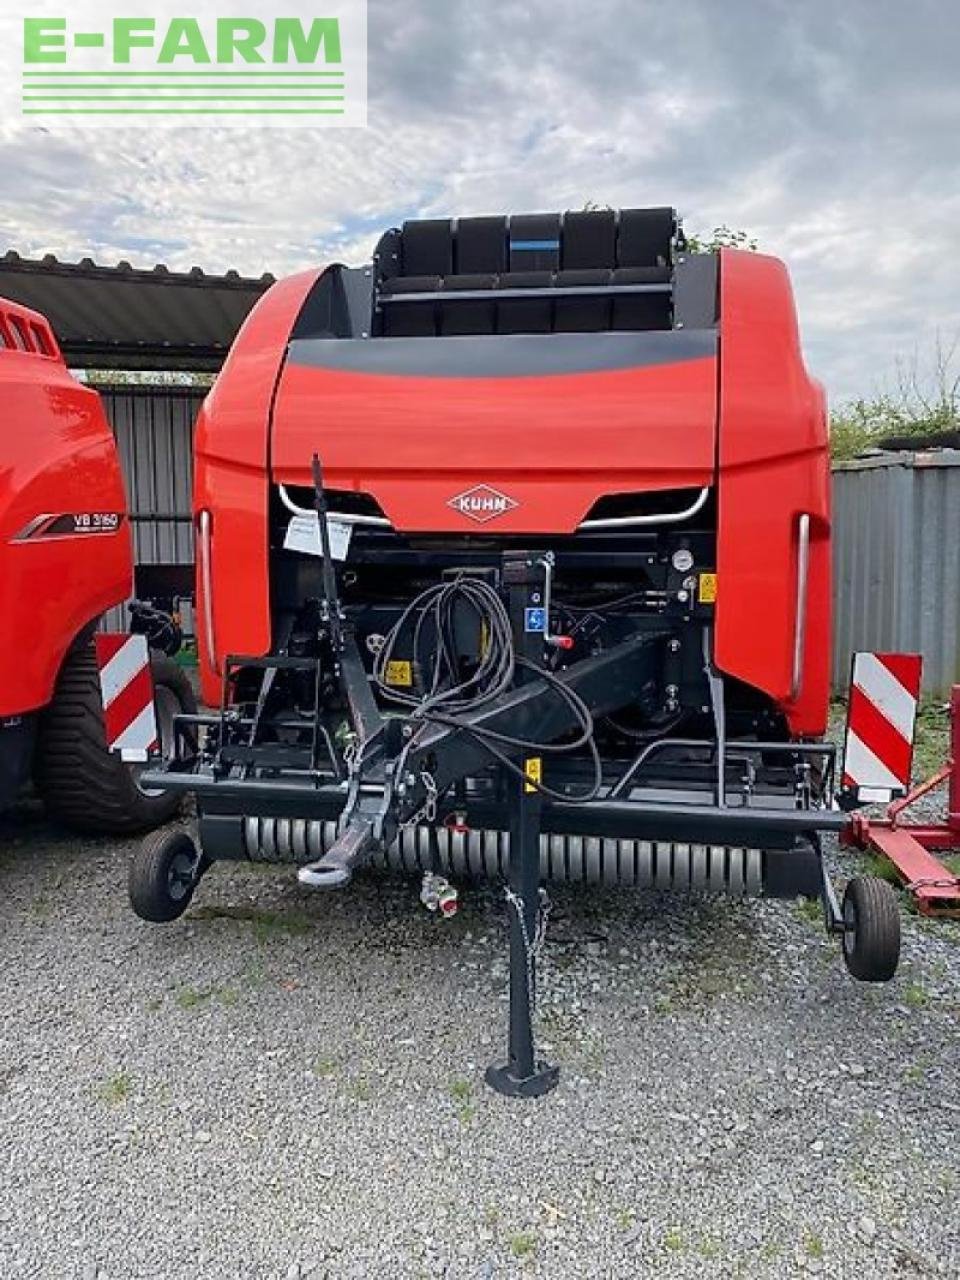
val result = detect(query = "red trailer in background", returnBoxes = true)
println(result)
[845,684,960,917]
[0,296,194,832]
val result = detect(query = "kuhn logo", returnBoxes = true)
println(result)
[447,485,519,524]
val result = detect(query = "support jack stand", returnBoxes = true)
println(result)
[486,553,559,1099]
[485,770,559,1098]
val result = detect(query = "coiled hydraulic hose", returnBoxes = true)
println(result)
[372,576,603,803]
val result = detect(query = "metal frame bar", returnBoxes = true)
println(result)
[578,487,710,531]
[844,686,960,916]
[278,484,391,528]
[791,513,811,700]
[379,283,672,305]
[197,509,215,674]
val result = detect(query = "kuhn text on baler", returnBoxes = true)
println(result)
[133,207,899,1094]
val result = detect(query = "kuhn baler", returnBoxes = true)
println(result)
[133,207,900,1094]
[0,295,195,832]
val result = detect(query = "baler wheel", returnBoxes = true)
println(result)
[841,876,901,982]
[36,638,196,835]
[129,829,206,923]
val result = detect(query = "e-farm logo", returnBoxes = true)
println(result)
[8,2,366,127]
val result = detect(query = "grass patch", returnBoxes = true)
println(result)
[176,985,213,1010]
[448,1077,472,1102]
[447,1077,475,1125]
[903,980,930,1009]
[98,1071,132,1105]
[794,897,823,927]
[189,904,313,942]
[313,1056,338,1078]
[347,1076,372,1102]
[508,1231,537,1259]
[860,852,901,886]
[804,1232,825,1260]
[175,983,238,1010]
[913,700,952,781]
[664,1227,685,1252]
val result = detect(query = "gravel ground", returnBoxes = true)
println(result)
[3,789,960,1279]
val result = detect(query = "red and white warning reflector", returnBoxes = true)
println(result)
[94,634,158,763]
[842,652,923,803]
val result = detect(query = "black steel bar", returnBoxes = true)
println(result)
[225,654,320,671]
[381,283,672,304]
[609,736,836,800]
[546,797,847,845]
[311,454,344,655]
[396,630,659,821]
[147,767,847,846]
[702,627,727,807]
[338,628,385,750]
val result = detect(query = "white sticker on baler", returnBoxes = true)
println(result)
[283,513,353,561]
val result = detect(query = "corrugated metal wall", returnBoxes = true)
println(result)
[98,385,203,630]
[104,386,202,563]
[833,451,960,696]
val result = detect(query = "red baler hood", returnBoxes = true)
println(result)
[270,330,717,533]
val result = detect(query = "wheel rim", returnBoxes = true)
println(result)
[842,896,857,957]
[132,684,181,798]
[167,850,197,901]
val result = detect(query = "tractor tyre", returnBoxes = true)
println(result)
[36,638,196,835]
[841,875,901,983]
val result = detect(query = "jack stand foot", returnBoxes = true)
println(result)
[485,1060,559,1099]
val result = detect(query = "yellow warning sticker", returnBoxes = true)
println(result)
[524,757,542,794]
[385,660,413,687]
[698,573,718,604]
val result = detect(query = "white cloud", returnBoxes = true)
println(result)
[0,0,958,400]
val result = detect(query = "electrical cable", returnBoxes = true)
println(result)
[372,576,603,803]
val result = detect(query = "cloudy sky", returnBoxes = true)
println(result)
[0,0,957,401]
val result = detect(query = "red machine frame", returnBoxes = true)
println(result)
[844,686,960,916]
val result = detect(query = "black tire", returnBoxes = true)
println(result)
[129,829,204,922]
[36,637,197,835]
[841,876,901,982]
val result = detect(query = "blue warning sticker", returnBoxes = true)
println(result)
[525,607,546,633]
